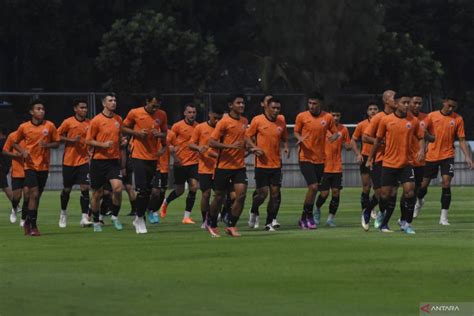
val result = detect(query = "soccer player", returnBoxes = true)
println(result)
[0,127,13,205]
[407,95,428,218]
[122,137,138,217]
[56,100,92,228]
[2,128,28,225]
[206,94,263,237]
[160,104,199,224]
[294,93,339,229]
[314,109,351,227]
[121,94,167,234]
[351,102,379,222]
[416,97,473,225]
[246,98,289,231]
[85,93,124,232]
[14,100,60,236]
[361,90,396,230]
[367,92,425,234]
[189,107,224,228]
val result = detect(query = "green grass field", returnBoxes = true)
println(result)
[0,187,473,315]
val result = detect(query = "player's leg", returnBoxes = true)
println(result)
[9,178,23,224]
[415,161,439,217]
[378,167,399,232]
[224,177,247,237]
[249,168,269,229]
[207,169,230,237]
[298,162,320,229]
[198,174,213,228]
[439,158,454,225]
[182,165,199,224]
[160,166,185,218]
[265,184,280,231]
[399,170,416,234]
[315,173,331,226]
[89,160,107,232]
[326,174,342,227]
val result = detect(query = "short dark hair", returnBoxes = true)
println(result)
[367,100,378,107]
[394,91,410,100]
[102,92,116,102]
[145,92,161,103]
[210,105,224,115]
[411,92,423,98]
[307,92,324,101]
[73,99,87,107]
[184,103,196,111]
[260,94,273,103]
[227,93,245,105]
[443,95,457,102]
[30,98,44,110]
[267,97,281,105]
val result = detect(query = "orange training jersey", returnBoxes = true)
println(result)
[123,107,164,160]
[86,113,122,160]
[410,112,428,167]
[57,116,90,166]
[156,130,173,172]
[170,120,199,166]
[14,120,60,171]
[246,114,288,168]
[352,119,372,156]
[190,122,218,174]
[324,124,350,173]
[376,113,424,168]
[425,111,465,162]
[210,114,248,170]
[364,111,389,162]
[294,111,337,164]
[3,131,25,178]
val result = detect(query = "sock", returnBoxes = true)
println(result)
[220,195,232,219]
[418,187,428,199]
[441,187,451,210]
[60,190,70,211]
[250,191,260,215]
[136,189,150,217]
[381,196,396,227]
[111,203,121,217]
[158,191,166,207]
[184,210,191,218]
[361,192,370,211]
[165,190,179,205]
[100,194,112,215]
[315,194,327,208]
[148,193,160,212]
[368,194,378,212]
[12,198,20,210]
[273,191,282,220]
[208,213,218,228]
[327,213,335,221]
[92,209,100,223]
[226,214,239,227]
[329,196,340,215]
[302,203,313,220]
[29,209,38,228]
[21,200,28,220]
[185,191,196,212]
[400,196,407,221]
[130,199,138,213]
[80,190,90,214]
[405,196,416,224]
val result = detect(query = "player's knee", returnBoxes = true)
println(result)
[308,183,318,193]
[404,190,415,199]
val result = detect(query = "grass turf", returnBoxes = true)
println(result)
[0,187,473,315]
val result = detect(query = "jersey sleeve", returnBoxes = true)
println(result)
[122,110,136,128]
[294,113,303,134]
[327,115,337,134]
[160,112,168,133]
[246,117,258,138]
[3,134,14,152]
[414,119,424,140]
[376,117,387,139]
[13,125,25,143]
[86,119,98,142]
[352,123,362,140]
[57,119,69,136]
[343,127,350,144]
[365,116,379,137]
[456,116,466,139]
[210,119,226,141]
[50,123,60,142]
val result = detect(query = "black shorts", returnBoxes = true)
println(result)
[382,166,415,187]
[299,162,324,186]
[319,173,343,191]
[132,158,156,190]
[413,166,424,187]
[11,177,25,191]
[199,173,214,192]
[122,158,134,185]
[173,164,198,185]
[90,159,122,190]
[24,170,49,190]
[360,155,370,175]
[370,161,383,190]
[0,168,8,188]
[63,163,90,188]
[151,171,168,189]
[214,168,248,191]
[424,158,455,179]
[255,167,282,188]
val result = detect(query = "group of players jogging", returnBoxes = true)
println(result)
[0,90,471,237]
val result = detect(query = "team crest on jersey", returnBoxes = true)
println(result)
[406,122,412,129]
[277,126,283,133]
[42,128,49,136]
[450,120,455,126]
[420,121,425,128]
[115,121,120,128]
[321,120,327,126]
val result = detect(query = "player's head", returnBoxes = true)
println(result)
[29,99,45,121]
[307,92,324,115]
[382,90,396,110]
[266,98,281,120]
[208,106,224,126]
[409,93,423,116]
[260,94,273,109]
[441,96,457,115]
[145,92,161,111]
[366,100,379,118]
[183,103,197,123]
[73,99,88,119]
[102,92,117,112]
[394,91,410,116]
[228,94,245,115]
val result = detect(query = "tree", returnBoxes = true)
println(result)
[95,10,218,93]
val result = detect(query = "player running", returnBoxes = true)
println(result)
[246,98,289,231]
[314,108,351,227]
[415,96,473,225]
[294,93,339,230]
[57,100,92,228]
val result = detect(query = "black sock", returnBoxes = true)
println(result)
[381,197,396,227]
[80,190,90,214]
[400,196,407,221]
[220,195,232,218]
[405,196,416,223]
[329,196,340,215]
[29,209,38,228]
[92,210,100,223]
[130,199,138,213]
[226,214,239,227]
[185,191,196,212]
[111,203,121,217]
[441,187,451,209]
[11,198,20,210]
[368,194,379,211]
[100,194,112,215]
[272,192,282,221]
[148,192,161,212]
[250,191,260,215]
[302,203,313,220]
[60,190,70,211]
[316,194,327,208]
[418,187,428,199]
[208,213,218,228]
[361,192,370,211]
[165,190,180,205]
[158,191,166,207]
[136,189,150,217]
